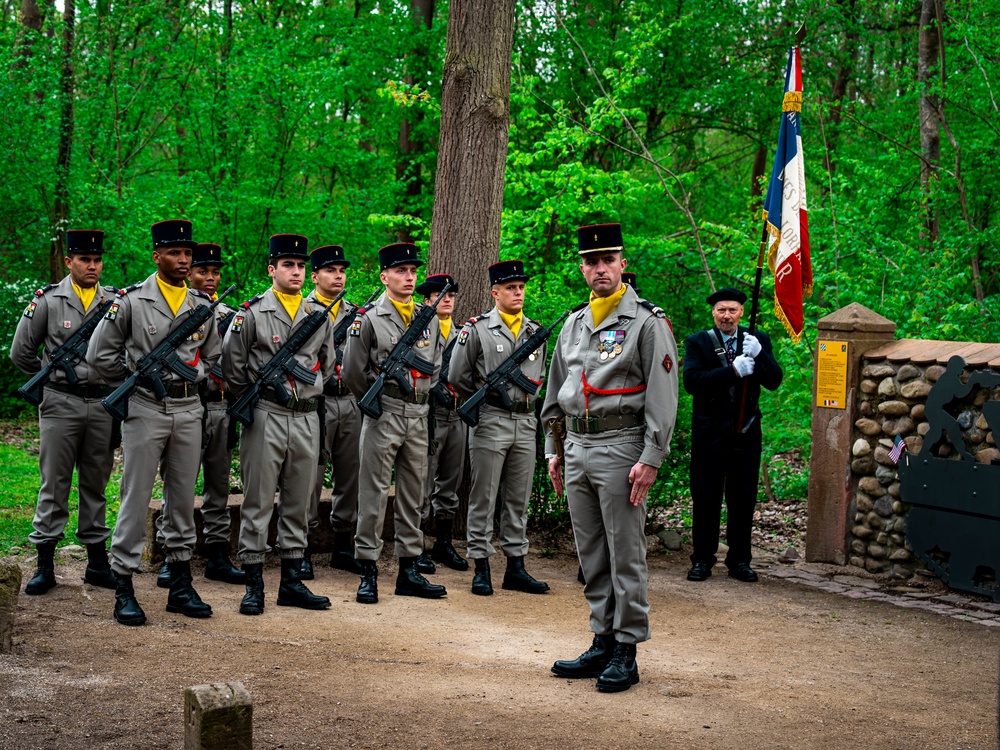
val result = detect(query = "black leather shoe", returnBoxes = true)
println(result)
[551,633,615,678]
[471,558,493,596]
[596,642,640,693]
[240,563,265,616]
[502,556,549,594]
[330,531,363,574]
[431,518,469,571]
[298,551,315,581]
[204,542,247,585]
[25,542,57,595]
[156,562,172,588]
[113,574,147,626]
[277,557,331,609]
[83,543,117,589]
[686,562,712,581]
[727,563,759,583]
[166,560,213,618]
[415,551,436,574]
[395,557,447,598]
[357,560,378,604]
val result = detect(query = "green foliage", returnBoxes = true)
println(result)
[0,279,46,419]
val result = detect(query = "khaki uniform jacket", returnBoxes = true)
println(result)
[341,292,442,414]
[204,302,237,403]
[540,286,679,468]
[222,288,336,404]
[449,307,548,415]
[87,272,221,399]
[11,275,119,384]
[304,289,359,397]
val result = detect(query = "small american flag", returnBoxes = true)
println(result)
[888,434,906,465]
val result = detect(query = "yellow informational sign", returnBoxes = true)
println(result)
[816,340,849,409]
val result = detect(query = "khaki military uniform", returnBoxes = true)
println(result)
[422,325,467,523]
[10,276,119,546]
[541,286,679,644]
[87,272,221,575]
[341,292,441,560]
[450,308,547,559]
[304,291,361,535]
[222,289,335,564]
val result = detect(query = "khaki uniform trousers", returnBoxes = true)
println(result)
[466,408,536,560]
[565,427,651,645]
[422,407,467,522]
[111,394,203,575]
[354,400,429,561]
[309,395,361,534]
[30,389,115,545]
[238,405,319,564]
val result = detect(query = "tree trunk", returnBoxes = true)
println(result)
[918,0,942,247]
[428,0,516,324]
[49,0,74,283]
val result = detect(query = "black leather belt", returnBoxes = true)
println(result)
[485,393,533,414]
[567,413,645,434]
[324,379,351,398]
[384,382,429,405]
[141,379,196,399]
[259,390,319,413]
[202,391,226,404]
[46,382,113,399]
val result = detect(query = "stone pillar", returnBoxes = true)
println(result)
[185,682,252,750]
[806,303,896,563]
[0,563,22,653]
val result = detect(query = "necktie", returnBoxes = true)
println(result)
[724,336,736,364]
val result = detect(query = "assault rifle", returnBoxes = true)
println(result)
[333,289,379,366]
[357,282,453,420]
[227,289,346,426]
[456,309,570,427]
[430,336,460,409]
[101,285,237,421]
[17,298,114,407]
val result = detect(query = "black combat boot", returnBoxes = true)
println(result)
[239,563,265,616]
[395,557,447,599]
[299,549,315,581]
[430,518,469,571]
[113,574,147,626]
[156,561,171,588]
[204,542,246,584]
[502,555,549,594]
[471,558,493,596]
[83,542,117,589]
[165,560,213,618]
[277,557,331,610]
[25,541,57,595]
[415,551,436,574]
[551,633,616,678]
[356,560,379,604]
[596,642,640,693]
[330,531,363,574]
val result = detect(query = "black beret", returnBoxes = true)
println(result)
[488,260,528,285]
[192,243,224,267]
[577,223,624,255]
[378,242,423,270]
[415,273,457,297]
[151,219,196,249]
[269,234,309,260]
[66,229,105,255]
[706,287,747,306]
[311,244,351,271]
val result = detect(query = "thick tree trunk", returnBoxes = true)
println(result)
[49,0,74,282]
[428,0,516,324]
[918,0,942,246]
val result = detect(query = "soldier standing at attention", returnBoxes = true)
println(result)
[415,273,468,573]
[304,244,363,578]
[542,223,679,693]
[222,234,334,615]
[10,229,119,594]
[449,260,549,596]
[342,243,445,604]
[88,219,220,626]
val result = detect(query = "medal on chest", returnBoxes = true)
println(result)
[416,328,431,348]
[597,330,625,360]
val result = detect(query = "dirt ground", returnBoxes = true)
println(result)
[1,549,997,750]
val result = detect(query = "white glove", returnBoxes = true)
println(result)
[742,333,762,358]
[732,354,755,378]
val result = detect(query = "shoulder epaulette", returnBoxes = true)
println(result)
[571,301,589,314]
[190,289,212,301]
[356,299,377,316]
[103,284,119,295]
[467,310,491,325]
[119,282,142,296]
[34,283,57,298]
[638,299,666,319]
[242,294,264,310]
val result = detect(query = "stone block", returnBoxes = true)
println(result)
[873,496,894,518]
[852,524,874,540]
[185,682,252,750]
[910,403,925,420]
[975,447,1000,465]
[878,400,910,416]
[849,556,865,569]
[858,476,883,495]
[896,364,922,382]
[855,493,874,512]
[866,511,884,528]
[860,379,877,394]
[860,401,873,416]
[904,435,923,454]
[877,378,898,397]
[865,558,887,573]
[862,364,897,378]
[977,414,989,430]
[875,465,898,484]
[850,539,867,555]
[851,457,876,475]
[852,439,872,457]
[925,365,946,382]
[887,481,901,498]
[876,532,888,545]
[891,416,915,436]
[0,564,22,654]
[889,548,911,562]
[958,411,975,430]
[900,380,931,399]
[855,418,882,436]
[917,422,931,436]
[874,446,893,465]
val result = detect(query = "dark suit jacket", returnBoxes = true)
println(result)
[682,326,783,435]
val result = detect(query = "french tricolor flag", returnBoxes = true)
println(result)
[763,46,812,344]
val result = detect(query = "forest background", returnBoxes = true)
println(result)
[1,0,998,531]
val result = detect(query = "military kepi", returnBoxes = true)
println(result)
[66,229,104,255]
[415,273,457,296]
[310,244,350,271]
[488,260,528,285]
[269,234,309,260]
[622,272,638,291]
[706,287,747,306]
[577,223,624,255]
[378,242,422,270]
[151,219,196,249]
[192,243,224,267]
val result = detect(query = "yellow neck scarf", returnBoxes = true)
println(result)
[589,282,628,328]
[439,315,452,340]
[314,292,341,322]
[72,282,97,312]
[156,275,188,317]
[390,297,414,328]
[499,310,523,340]
[273,289,302,322]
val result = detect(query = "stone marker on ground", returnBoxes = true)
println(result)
[0,563,22,653]
[185,682,252,750]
